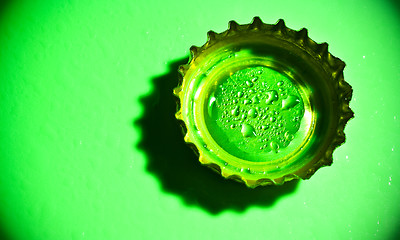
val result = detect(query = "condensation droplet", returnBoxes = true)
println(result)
[231,106,240,116]
[270,117,276,122]
[265,90,278,105]
[241,123,256,138]
[237,92,243,98]
[285,131,294,141]
[277,81,284,87]
[246,81,253,87]
[263,144,267,149]
[282,95,300,110]
[248,108,258,118]
[270,141,279,153]
[251,77,258,82]
[252,96,259,104]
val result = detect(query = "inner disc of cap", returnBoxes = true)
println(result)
[204,65,309,163]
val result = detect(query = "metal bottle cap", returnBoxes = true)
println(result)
[174,17,354,187]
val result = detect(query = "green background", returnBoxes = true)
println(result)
[1,0,399,239]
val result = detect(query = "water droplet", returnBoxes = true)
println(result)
[241,114,247,120]
[246,81,253,87]
[241,124,256,137]
[270,117,276,122]
[237,92,243,98]
[270,141,279,153]
[278,88,284,92]
[224,162,228,166]
[231,106,240,116]
[233,99,238,104]
[257,70,263,74]
[278,123,283,128]
[277,81,284,86]
[251,77,258,82]
[265,90,278,105]
[282,95,300,110]
[251,96,259,104]
[244,99,251,105]
[248,108,258,118]
[285,131,294,141]
[262,125,269,130]
[230,124,236,129]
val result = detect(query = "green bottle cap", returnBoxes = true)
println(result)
[174,17,354,187]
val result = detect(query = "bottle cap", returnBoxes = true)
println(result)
[174,17,354,187]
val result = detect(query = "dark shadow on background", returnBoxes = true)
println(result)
[135,58,299,214]
[390,221,400,240]
[389,0,400,14]
[0,1,21,239]
[0,229,12,240]
[0,0,11,17]
[0,215,13,240]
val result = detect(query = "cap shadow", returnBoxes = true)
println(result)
[134,57,299,215]
[0,223,13,240]
[0,0,11,17]
[389,0,400,14]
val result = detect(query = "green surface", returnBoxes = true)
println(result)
[0,0,399,239]
[208,66,305,160]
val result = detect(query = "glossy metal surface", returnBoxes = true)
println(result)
[175,18,353,186]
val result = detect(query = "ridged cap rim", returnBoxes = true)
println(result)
[174,17,354,187]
